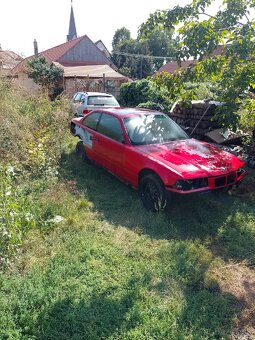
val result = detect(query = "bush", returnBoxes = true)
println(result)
[137,101,165,111]
[118,79,172,110]
[0,78,69,176]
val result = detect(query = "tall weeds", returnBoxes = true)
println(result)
[0,78,69,267]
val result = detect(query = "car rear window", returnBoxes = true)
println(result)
[87,95,119,106]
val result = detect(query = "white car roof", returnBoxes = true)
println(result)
[77,92,112,97]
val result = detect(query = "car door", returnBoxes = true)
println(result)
[96,113,126,176]
[77,111,102,163]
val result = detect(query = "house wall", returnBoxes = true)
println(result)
[14,72,40,94]
[95,41,111,59]
[60,37,111,66]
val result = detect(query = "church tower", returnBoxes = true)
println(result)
[67,0,77,41]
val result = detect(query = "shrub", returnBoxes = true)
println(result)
[0,78,69,177]
[137,101,165,111]
[118,79,172,110]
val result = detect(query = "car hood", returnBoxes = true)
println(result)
[136,139,244,178]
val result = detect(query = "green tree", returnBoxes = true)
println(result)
[135,41,153,79]
[112,27,131,50]
[142,28,177,70]
[112,36,138,77]
[112,37,153,79]
[139,0,255,129]
[111,27,177,79]
[27,56,64,99]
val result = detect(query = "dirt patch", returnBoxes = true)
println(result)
[231,169,255,197]
[216,263,255,339]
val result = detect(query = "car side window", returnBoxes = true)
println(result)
[83,112,101,130]
[97,113,125,142]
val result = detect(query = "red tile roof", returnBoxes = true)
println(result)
[41,36,83,63]
[157,60,195,74]
[12,36,86,74]
[157,46,224,75]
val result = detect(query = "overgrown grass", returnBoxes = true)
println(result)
[1,141,255,338]
[1,78,255,338]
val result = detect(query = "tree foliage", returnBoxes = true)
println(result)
[112,27,131,50]
[139,0,255,130]
[27,57,64,98]
[111,27,177,79]
[144,28,177,70]
[118,78,172,111]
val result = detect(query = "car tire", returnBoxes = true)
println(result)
[75,141,89,163]
[139,174,167,212]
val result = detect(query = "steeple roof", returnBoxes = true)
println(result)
[67,0,77,41]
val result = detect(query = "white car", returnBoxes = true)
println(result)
[70,91,120,117]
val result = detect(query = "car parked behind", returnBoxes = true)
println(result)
[70,91,120,117]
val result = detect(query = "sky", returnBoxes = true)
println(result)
[0,0,219,58]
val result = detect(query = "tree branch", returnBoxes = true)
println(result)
[197,11,244,26]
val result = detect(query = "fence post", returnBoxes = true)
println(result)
[103,73,106,92]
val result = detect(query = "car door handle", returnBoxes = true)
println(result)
[93,137,99,142]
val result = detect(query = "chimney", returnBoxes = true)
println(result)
[33,39,38,57]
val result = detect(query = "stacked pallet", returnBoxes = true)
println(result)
[169,100,222,139]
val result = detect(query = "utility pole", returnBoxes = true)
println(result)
[140,56,143,79]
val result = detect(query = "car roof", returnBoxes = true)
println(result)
[75,91,113,97]
[93,107,163,119]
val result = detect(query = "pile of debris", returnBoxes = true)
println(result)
[169,99,222,139]
[169,99,255,169]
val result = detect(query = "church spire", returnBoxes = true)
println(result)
[67,0,77,41]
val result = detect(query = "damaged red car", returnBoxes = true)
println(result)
[70,108,246,211]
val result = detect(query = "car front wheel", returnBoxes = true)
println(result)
[139,174,167,212]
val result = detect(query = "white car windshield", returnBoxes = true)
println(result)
[124,113,188,145]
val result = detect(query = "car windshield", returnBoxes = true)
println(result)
[87,95,119,106]
[124,113,188,145]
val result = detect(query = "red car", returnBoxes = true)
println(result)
[70,108,246,211]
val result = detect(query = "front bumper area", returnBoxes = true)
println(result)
[166,168,247,194]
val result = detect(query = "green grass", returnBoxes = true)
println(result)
[1,140,255,339]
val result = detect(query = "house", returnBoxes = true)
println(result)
[0,45,23,76]
[12,2,129,96]
[156,46,225,75]
[95,40,111,59]
[157,59,195,75]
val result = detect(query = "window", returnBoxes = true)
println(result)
[87,95,119,106]
[124,113,188,145]
[97,114,124,142]
[73,93,83,103]
[83,112,101,130]
[80,94,86,103]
